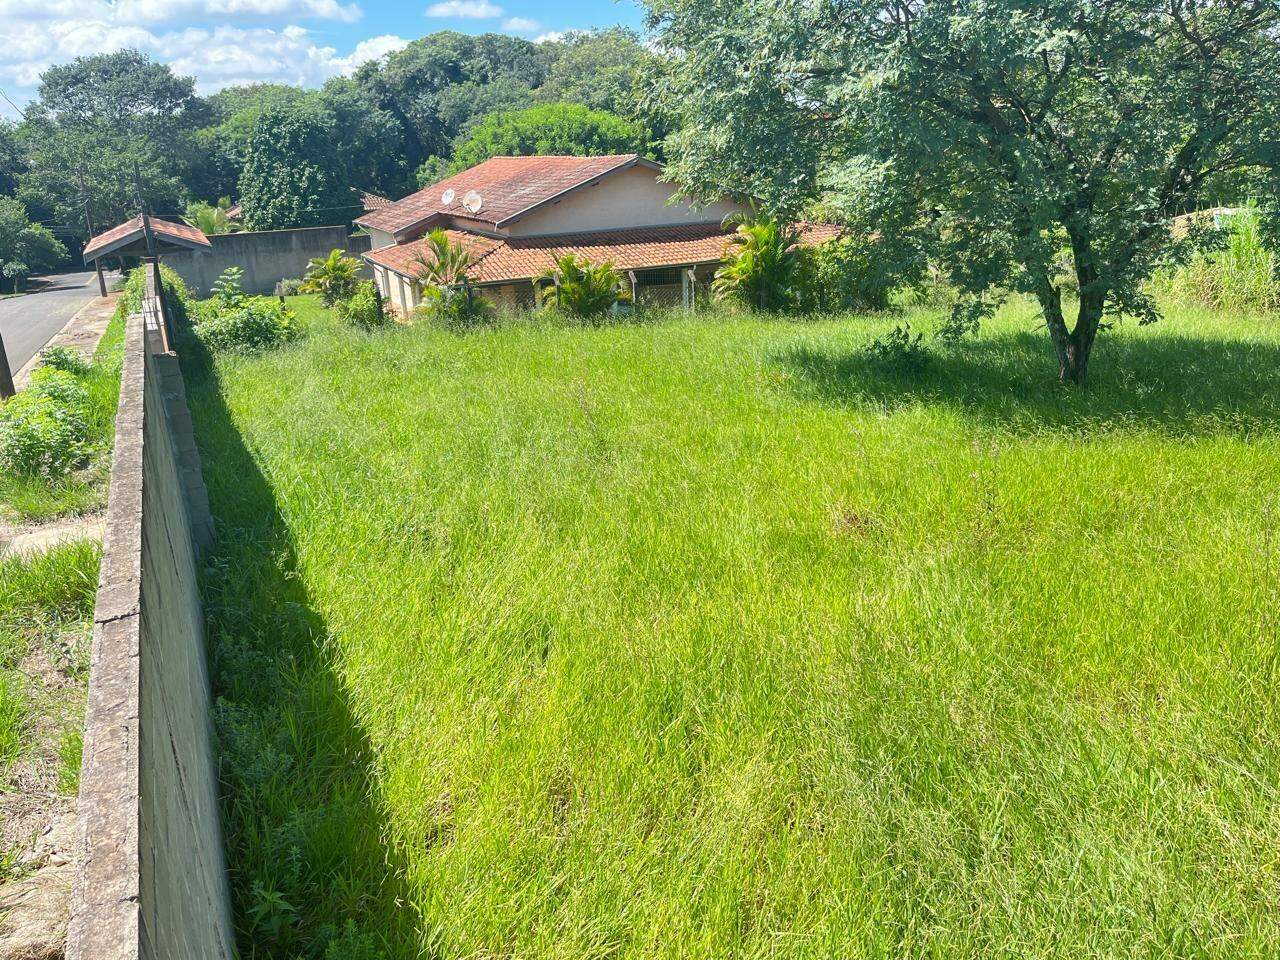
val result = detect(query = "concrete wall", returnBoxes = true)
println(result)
[166,226,371,296]
[505,165,746,236]
[67,296,233,958]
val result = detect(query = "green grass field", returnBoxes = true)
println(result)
[186,296,1280,959]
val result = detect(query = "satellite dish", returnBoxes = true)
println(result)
[440,188,455,205]
[462,190,483,214]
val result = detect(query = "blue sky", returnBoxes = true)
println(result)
[0,0,647,121]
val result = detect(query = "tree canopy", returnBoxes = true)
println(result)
[425,103,650,185]
[650,0,1280,381]
[238,104,352,230]
[0,197,66,292]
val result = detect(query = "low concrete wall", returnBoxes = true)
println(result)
[66,288,232,957]
[166,225,371,296]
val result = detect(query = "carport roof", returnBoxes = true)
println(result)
[83,216,212,263]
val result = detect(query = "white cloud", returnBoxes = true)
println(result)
[0,0,362,26]
[0,18,401,100]
[502,16,540,33]
[533,31,565,44]
[425,0,502,19]
[331,34,411,74]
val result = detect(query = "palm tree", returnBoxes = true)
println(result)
[712,208,802,311]
[411,230,492,328]
[537,254,628,319]
[183,198,241,236]
[301,249,363,306]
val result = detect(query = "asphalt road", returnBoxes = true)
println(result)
[0,271,112,376]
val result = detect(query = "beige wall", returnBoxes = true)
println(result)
[505,165,746,237]
[366,226,396,249]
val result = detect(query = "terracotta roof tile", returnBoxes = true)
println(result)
[365,222,845,285]
[83,216,211,262]
[356,155,644,236]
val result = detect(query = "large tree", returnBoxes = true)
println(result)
[238,103,351,230]
[0,123,22,197]
[539,28,659,121]
[425,103,650,185]
[18,51,204,240]
[0,197,66,292]
[650,0,1280,383]
[350,32,553,174]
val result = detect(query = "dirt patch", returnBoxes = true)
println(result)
[0,516,105,562]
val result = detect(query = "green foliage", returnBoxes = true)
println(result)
[119,263,194,325]
[408,228,494,329]
[184,198,242,236]
[0,121,22,196]
[238,103,349,230]
[650,0,1280,382]
[0,197,66,293]
[351,32,554,175]
[864,322,930,375]
[38,346,93,378]
[796,234,910,313]
[336,281,390,331]
[712,210,801,311]
[193,297,299,354]
[538,28,658,122]
[434,103,649,182]
[17,51,201,240]
[301,249,363,307]
[1150,207,1280,313]
[211,266,247,308]
[537,253,628,319]
[0,377,91,478]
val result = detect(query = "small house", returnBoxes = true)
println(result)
[357,154,840,313]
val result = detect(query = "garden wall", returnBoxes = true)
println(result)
[65,288,233,958]
[166,225,371,296]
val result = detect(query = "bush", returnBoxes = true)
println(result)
[712,211,802,311]
[193,297,300,354]
[211,266,246,308]
[537,254,628,319]
[412,284,495,331]
[0,388,90,477]
[118,263,194,324]
[796,235,905,312]
[301,250,362,307]
[865,322,930,375]
[336,281,390,330]
[37,345,92,378]
[278,278,305,297]
[27,368,90,411]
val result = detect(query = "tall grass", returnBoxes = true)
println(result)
[0,540,100,776]
[187,298,1280,959]
[1151,206,1280,313]
[0,310,125,521]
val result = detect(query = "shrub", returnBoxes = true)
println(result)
[37,345,92,378]
[301,250,362,307]
[712,210,802,311]
[193,297,299,354]
[278,278,305,297]
[537,254,628,319]
[865,322,930,375]
[413,284,496,331]
[0,390,90,477]
[336,281,390,330]
[27,368,90,412]
[796,234,909,313]
[211,266,247,308]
